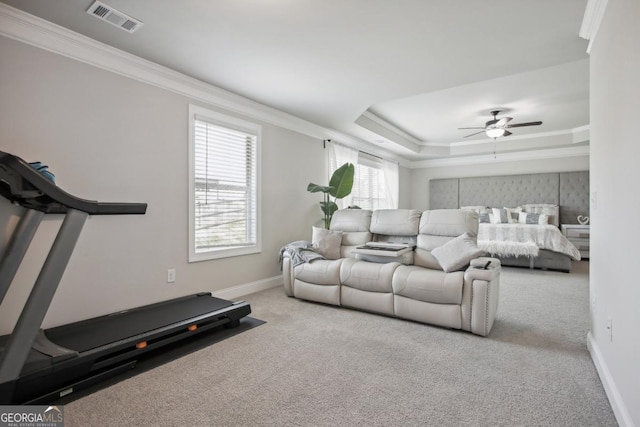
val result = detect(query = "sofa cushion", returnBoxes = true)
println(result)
[431,233,485,272]
[330,209,372,232]
[294,259,343,285]
[340,258,399,293]
[392,265,464,304]
[413,247,443,270]
[416,209,479,258]
[370,209,421,236]
[340,230,372,258]
[312,226,342,259]
[355,252,414,265]
[419,209,479,240]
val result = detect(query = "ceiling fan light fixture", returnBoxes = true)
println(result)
[486,128,505,138]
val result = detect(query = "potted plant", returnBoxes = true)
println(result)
[307,162,355,229]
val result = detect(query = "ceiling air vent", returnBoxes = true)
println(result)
[86,1,143,33]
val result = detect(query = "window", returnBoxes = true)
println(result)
[327,141,398,210]
[188,105,261,262]
[350,152,398,210]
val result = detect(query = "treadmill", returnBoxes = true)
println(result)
[0,150,251,404]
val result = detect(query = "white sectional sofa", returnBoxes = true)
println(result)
[281,209,501,336]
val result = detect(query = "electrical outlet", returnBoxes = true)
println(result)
[606,317,613,342]
[167,269,176,283]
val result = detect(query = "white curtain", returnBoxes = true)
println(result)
[327,141,359,209]
[382,159,399,209]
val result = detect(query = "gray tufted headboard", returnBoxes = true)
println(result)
[429,171,589,225]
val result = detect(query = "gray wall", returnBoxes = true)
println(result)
[0,34,412,334]
[589,0,640,424]
[0,36,327,332]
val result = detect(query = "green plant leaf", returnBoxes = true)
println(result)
[328,163,355,199]
[320,201,339,217]
[307,183,333,193]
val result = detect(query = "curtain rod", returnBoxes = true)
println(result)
[323,139,384,160]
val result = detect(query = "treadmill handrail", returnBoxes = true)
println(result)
[0,151,146,215]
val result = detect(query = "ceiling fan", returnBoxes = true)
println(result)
[459,110,542,139]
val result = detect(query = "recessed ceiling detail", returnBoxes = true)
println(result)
[3,0,590,163]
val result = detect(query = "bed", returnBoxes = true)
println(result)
[472,205,581,272]
[429,172,589,272]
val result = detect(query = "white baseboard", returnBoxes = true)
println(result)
[587,332,635,427]
[212,275,282,301]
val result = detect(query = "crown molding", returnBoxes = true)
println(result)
[0,3,396,159]
[409,145,590,169]
[449,125,590,147]
[580,0,609,54]
[354,111,422,153]
[0,3,589,169]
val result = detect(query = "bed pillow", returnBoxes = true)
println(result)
[517,212,549,225]
[505,207,522,221]
[312,226,343,259]
[431,233,485,272]
[491,208,514,224]
[521,204,559,227]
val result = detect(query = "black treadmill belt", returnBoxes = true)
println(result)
[45,296,233,353]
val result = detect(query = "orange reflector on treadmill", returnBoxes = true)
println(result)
[188,324,197,331]
[136,341,147,349]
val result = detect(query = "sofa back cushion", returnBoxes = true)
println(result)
[414,209,479,270]
[330,209,372,257]
[370,209,422,236]
[331,209,372,232]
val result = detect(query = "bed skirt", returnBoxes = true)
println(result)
[489,249,573,273]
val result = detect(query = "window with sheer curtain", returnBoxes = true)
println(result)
[188,105,261,262]
[327,141,398,210]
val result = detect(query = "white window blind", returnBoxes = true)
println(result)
[189,105,260,261]
[351,153,387,210]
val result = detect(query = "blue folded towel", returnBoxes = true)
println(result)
[29,161,56,182]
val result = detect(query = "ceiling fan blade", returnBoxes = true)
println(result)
[458,127,485,130]
[496,117,512,126]
[505,121,542,128]
[503,130,512,137]
[463,130,486,138]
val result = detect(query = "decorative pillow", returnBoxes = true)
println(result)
[479,212,491,223]
[517,212,549,225]
[312,226,343,260]
[521,204,559,226]
[504,207,522,221]
[491,208,513,224]
[431,233,486,273]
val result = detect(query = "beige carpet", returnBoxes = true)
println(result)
[65,261,616,426]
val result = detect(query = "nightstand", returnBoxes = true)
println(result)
[561,224,590,259]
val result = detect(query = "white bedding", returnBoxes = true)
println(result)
[478,223,581,261]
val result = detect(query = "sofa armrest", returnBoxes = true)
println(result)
[281,252,295,297]
[461,257,501,336]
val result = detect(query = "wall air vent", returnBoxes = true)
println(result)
[86,1,143,33]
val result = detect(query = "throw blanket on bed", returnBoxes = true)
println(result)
[478,224,581,260]
[279,240,325,269]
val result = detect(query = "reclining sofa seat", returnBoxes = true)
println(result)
[282,208,501,336]
[282,209,372,305]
